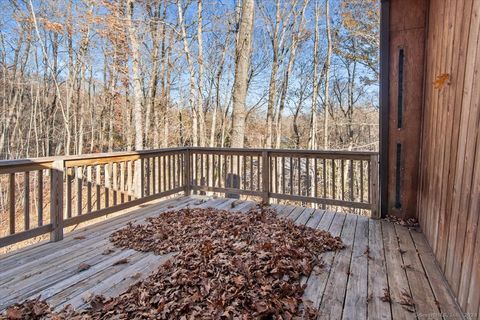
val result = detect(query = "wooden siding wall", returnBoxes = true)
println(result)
[386,0,428,218]
[418,0,480,313]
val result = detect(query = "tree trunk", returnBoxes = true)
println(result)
[308,2,320,150]
[230,0,254,148]
[324,0,332,150]
[177,0,198,146]
[126,0,144,198]
[197,0,206,147]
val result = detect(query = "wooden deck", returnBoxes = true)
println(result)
[0,196,463,319]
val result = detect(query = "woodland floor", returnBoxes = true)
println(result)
[0,195,464,319]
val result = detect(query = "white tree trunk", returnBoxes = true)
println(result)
[231,0,254,148]
[126,0,144,198]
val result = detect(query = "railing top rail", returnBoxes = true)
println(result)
[0,147,187,170]
[188,147,378,156]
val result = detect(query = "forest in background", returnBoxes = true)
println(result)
[0,0,379,160]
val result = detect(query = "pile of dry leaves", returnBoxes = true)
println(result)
[385,215,419,229]
[2,206,343,319]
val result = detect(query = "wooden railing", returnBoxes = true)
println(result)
[0,147,378,248]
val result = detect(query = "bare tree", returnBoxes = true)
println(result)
[230,0,254,148]
[308,1,320,150]
[323,0,332,149]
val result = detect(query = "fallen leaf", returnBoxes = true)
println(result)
[102,248,115,255]
[5,308,23,319]
[77,263,91,272]
[433,73,450,89]
[112,258,129,266]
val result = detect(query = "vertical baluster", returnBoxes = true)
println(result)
[332,159,336,200]
[200,153,204,190]
[242,155,246,190]
[113,162,118,205]
[105,163,110,207]
[314,158,318,199]
[179,153,182,187]
[192,152,199,188]
[274,156,278,194]
[8,173,15,234]
[151,157,156,194]
[96,165,102,210]
[360,160,364,202]
[66,168,73,218]
[323,159,327,207]
[306,157,310,198]
[229,154,233,188]
[120,162,126,203]
[290,157,293,194]
[163,155,167,191]
[87,166,92,213]
[158,156,162,192]
[237,154,240,189]
[224,155,227,188]
[76,166,83,216]
[257,155,261,191]
[37,170,43,226]
[282,157,286,194]
[341,159,345,201]
[145,158,150,196]
[249,156,253,190]
[350,159,354,202]
[171,154,174,190]
[367,160,371,203]
[24,172,30,231]
[297,157,301,196]
[206,154,210,188]
[127,161,133,201]
[181,153,185,187]
[261,151,269,203]
[174,154,178,189]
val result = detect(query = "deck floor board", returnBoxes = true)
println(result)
[0,196,463,318]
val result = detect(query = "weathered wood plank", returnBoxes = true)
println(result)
[317,214,357,319]
[302,212,345,313]
[395,225,440,316]
[382,221,415,319]
[343,215,369,320]
[0,197,195,272]
[0,197,463,318]
[409,230,463,318]
[367,219,391,320]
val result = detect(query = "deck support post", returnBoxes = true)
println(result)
[261,151,270,204]
[50,160,64,242]
[370,154,380,218]
[184,148,191,196]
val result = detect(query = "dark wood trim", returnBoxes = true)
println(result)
[380,0,390,218]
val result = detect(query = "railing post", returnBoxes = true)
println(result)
[262,150,270,204]
[370,154,380,218]
[184,148,191,196]
[50,159,64,242]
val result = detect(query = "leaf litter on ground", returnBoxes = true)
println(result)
[2,205,343,319]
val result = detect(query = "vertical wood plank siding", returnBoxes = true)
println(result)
[418,0,480,313]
